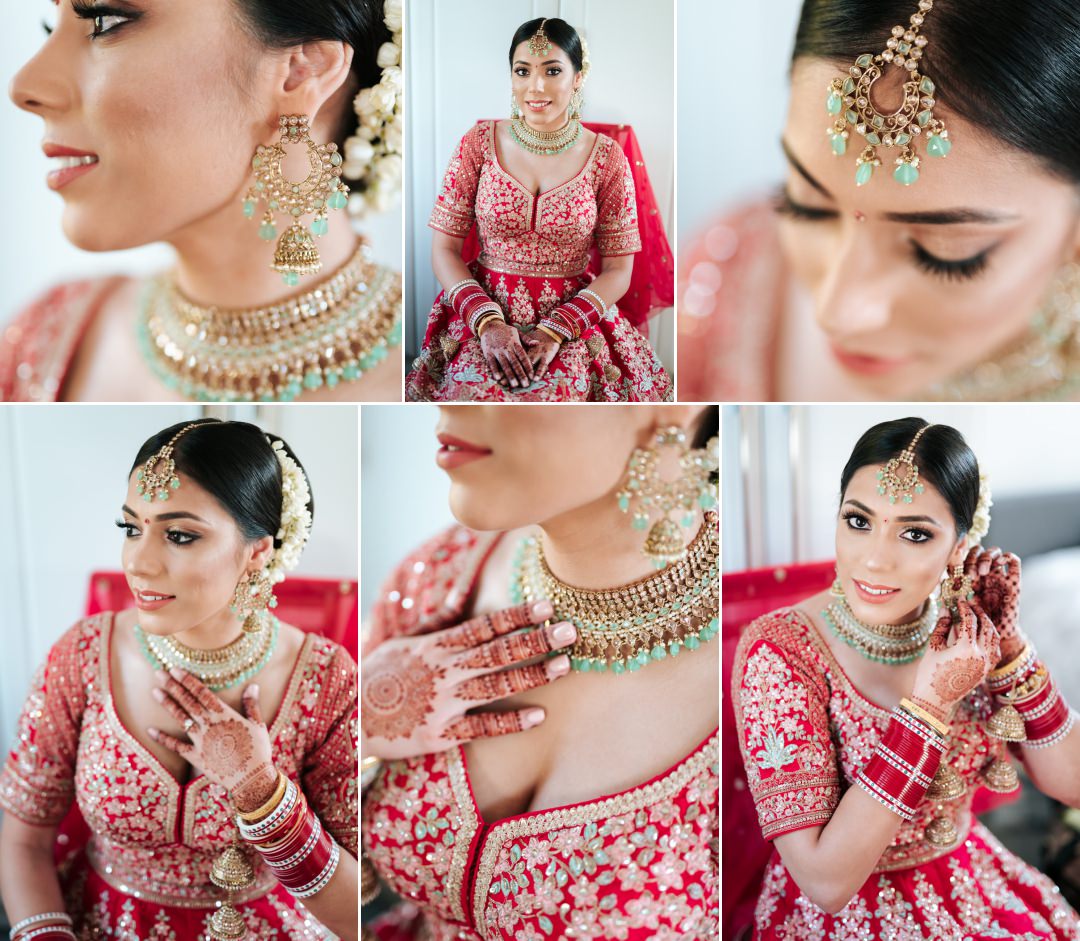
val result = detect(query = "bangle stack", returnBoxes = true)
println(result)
[539,289,606,342]
[988,643,1075,747]
[9,914,75,941]
[237,773,340,899]
[444,278,504,336]
[855,705,946,821]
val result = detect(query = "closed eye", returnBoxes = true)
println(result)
[910,241,992,282]
[774,190,837,223]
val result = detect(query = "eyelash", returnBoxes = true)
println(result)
[841,510,933,544]
[69,2,137,39]
[115,519,200,545]
[513,67,563,77]
[775,191,993,284]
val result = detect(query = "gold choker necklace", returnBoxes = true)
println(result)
[510,513,719,673]
[509,116,582,156]
[821,597,937,665]
[137,243,401,402]
[134,617,278,691]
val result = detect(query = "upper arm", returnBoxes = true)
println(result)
[0,811,58,854]
[431,229,466,262]
[429,124,487,238]
[594,141,642,257]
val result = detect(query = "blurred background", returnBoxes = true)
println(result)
[0,4,401,325]
[405,0,675,374]
[0,403,358,768]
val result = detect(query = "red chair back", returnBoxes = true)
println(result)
[54,572,358,867]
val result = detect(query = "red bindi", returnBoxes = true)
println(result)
[854,210,867,223]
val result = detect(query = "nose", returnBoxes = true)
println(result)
[813,226,898,341]
[9,30,74,117]
[124,529,166,579]
[861,532,897,574]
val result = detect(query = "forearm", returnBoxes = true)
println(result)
[0,820,65,923]
[432,243,474,296]
[283,848,358,941]
[773,787,903,914]
[1019,720,1080,806]
[582,261,632,309]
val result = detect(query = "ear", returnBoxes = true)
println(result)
[246,535,276,572]
[269,40,354,128]
[946,535,969,569]
[573,70,584,90]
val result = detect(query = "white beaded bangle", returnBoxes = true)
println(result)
[578,288,607,317]
[16,929,77,941]
[445,278,479,305]
[291,840,341,899]
[10,914,73,941]
[238,778,299,840]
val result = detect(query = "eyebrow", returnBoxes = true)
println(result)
[844,499,941,527]
[514,60,564,67]
[122,505,209,524]
[781,138,1020,226]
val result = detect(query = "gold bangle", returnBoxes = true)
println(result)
[476,313,505,336]
[899,698,951,738]
[536,324,564,344]
[988,643,1033,680]
[236,769,287,822]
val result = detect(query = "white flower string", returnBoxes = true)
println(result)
[344,0,403,219]
[968,473,993,547]
[266,439,313,583]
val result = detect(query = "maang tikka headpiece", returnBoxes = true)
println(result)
[877,423,931,505]
[825,0,952,187]
[135,423,199,503]
[529,19,552,57]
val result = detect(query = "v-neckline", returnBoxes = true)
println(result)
[101,612,314,791]
[489,120,602,202]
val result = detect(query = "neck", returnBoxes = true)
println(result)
[522,107,572,135]
[168,195,361,310]
[539,493,704,590]
[170,607,245,650]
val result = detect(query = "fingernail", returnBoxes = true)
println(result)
[552,622,576,644]
[169,667,185,680]
[531,600,554,618]
[248,684,259,696]
[155,670,168,684]
[147,727,158,738]
[550,655,571,676]
[525,708,545,726]
[151,688,164,702]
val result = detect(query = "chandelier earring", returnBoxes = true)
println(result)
[569,88,585,121]
[231,569,278,635]
[510,92,522,120]
[616,426,719,568]
[242,114,350,287]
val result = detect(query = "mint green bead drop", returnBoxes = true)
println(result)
[282,271,300,287]
[826,91,842,115]
[258,222,277,241]
[893,162,919,186]
[830,134,847,157]
[242,199,256,219]
[303,370,323,390]
[927,134,952,158]
[855,162,874,187]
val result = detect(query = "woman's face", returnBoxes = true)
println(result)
[780,59,1080,398]
[835,464,966,625]
[120,468,269,637]
[10,0,286,252]
[511,39,581,126]
[434,405,701,532]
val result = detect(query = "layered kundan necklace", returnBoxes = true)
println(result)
[509,115,582,156]
[511,512,719,673]
[136,242,401,402]
[821,596,938,665]
[134,617,278,692]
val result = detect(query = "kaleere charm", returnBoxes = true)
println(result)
[243,114,350,286]
[825,0,952,186]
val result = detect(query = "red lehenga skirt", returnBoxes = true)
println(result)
[754,819,1080,940]
[404,261,673,402]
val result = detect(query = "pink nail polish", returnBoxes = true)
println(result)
[525,708,545,726]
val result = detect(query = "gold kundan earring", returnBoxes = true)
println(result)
[616,426,720,568]
[230,569,278,634]
[242,114,350,287]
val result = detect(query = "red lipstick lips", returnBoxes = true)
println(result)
[435,433,493,470]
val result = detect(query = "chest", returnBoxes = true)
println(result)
[495,130,595,197]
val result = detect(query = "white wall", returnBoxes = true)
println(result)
[677,0,802,245]
[724,403,1080,571]
[405,0,675,371]
[0,6,400,324]
[360,404,455,620]
[0,404,358,758]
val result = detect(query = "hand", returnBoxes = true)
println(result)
[361,600,575,761]
[522,329,561,379]
[148,668,278,814]
[480,321,534,389]
[963,545,1023,664]
[911,599,1001,724]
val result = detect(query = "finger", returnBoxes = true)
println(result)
[151,685,197,729]
[436,601,555,651]
[242,684,265,726]
[510,342,535,383]
[929,611,952,650]
[1002,552,1021,587]
[483,350,505,384]
[454,656,570,703]
[148,727,195,758]
[501,347,530,387]
[963,546,981,582]
[955,600,978,643]
[158,671,210,721]
[169,667,225,714]
[977,547,1000,578]
[443,708,546,742]
[455,621,576,671]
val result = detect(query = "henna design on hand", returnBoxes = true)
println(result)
[455,628,554,671]
[230,763,279,813]
[442,710,526,741]
[435,603,545,652]
[909,695,951,725]
[201,719,254,777]
[362,648,446,741]
[930,656,986,704]
[454,663,549,702]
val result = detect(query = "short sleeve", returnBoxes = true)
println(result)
[0,621,95,826]
[594,139,642,257]
[428,123,488,238]
[731,615,841,841]
[303,645,359,856]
